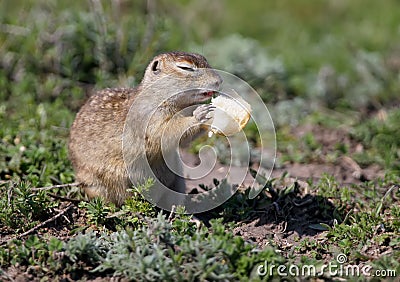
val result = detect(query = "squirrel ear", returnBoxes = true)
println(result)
[151,60,161,74]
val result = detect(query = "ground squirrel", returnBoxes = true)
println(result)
[69,51,222,206]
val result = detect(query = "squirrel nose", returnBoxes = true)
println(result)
[211,71,223,90]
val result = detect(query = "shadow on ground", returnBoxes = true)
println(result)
[195,177,341,248]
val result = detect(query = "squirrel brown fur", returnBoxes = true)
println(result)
[69,52,222,206]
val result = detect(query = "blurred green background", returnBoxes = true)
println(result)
[1,0,400,184]
[2,0,400,111]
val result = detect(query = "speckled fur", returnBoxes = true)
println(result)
[69,52,221,206]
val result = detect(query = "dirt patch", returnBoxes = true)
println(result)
[232,177,337,246]
[183,124,384,191]
[281,124,384,181]
[183,124,387,264]
[272,161,383,184]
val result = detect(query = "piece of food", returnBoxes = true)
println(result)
[209,94,251,136]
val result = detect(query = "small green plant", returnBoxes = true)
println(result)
[64,231,108,266]
[78,198,116,227]
[0,236,64,274]
[77,179,159,230]
[295,238,328,260]
[326,210,397,258]
[91,213,285,281]
[0,181,57,232]
[352,108,400,171]
[0,213,286,281]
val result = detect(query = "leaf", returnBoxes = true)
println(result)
[308,223,330,231]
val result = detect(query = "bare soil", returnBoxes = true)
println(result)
[182,124,386,264]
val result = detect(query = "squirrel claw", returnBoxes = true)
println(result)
[193,104,215,123]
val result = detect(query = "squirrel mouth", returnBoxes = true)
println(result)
[202,91,216,98]
[196,90,218,103]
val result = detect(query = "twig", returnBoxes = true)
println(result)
[168,205,176,222]
[292,197,314,207]
[375,184,399,215]
[1,203,74,245]
[30,182,80,191]
[0,268,15,282]
[7,182,14,207]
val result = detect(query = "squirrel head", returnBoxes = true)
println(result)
[139,51,222,109]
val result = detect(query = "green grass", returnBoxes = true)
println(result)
[1,0,399,281]
[352,108,400,171]
[2,175,398,280]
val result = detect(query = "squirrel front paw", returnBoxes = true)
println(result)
[193,104,215,124]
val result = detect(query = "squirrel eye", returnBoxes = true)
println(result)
[152,60,161,74]
[176,63,195,71]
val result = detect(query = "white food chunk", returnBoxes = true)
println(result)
[209,95,251,136]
